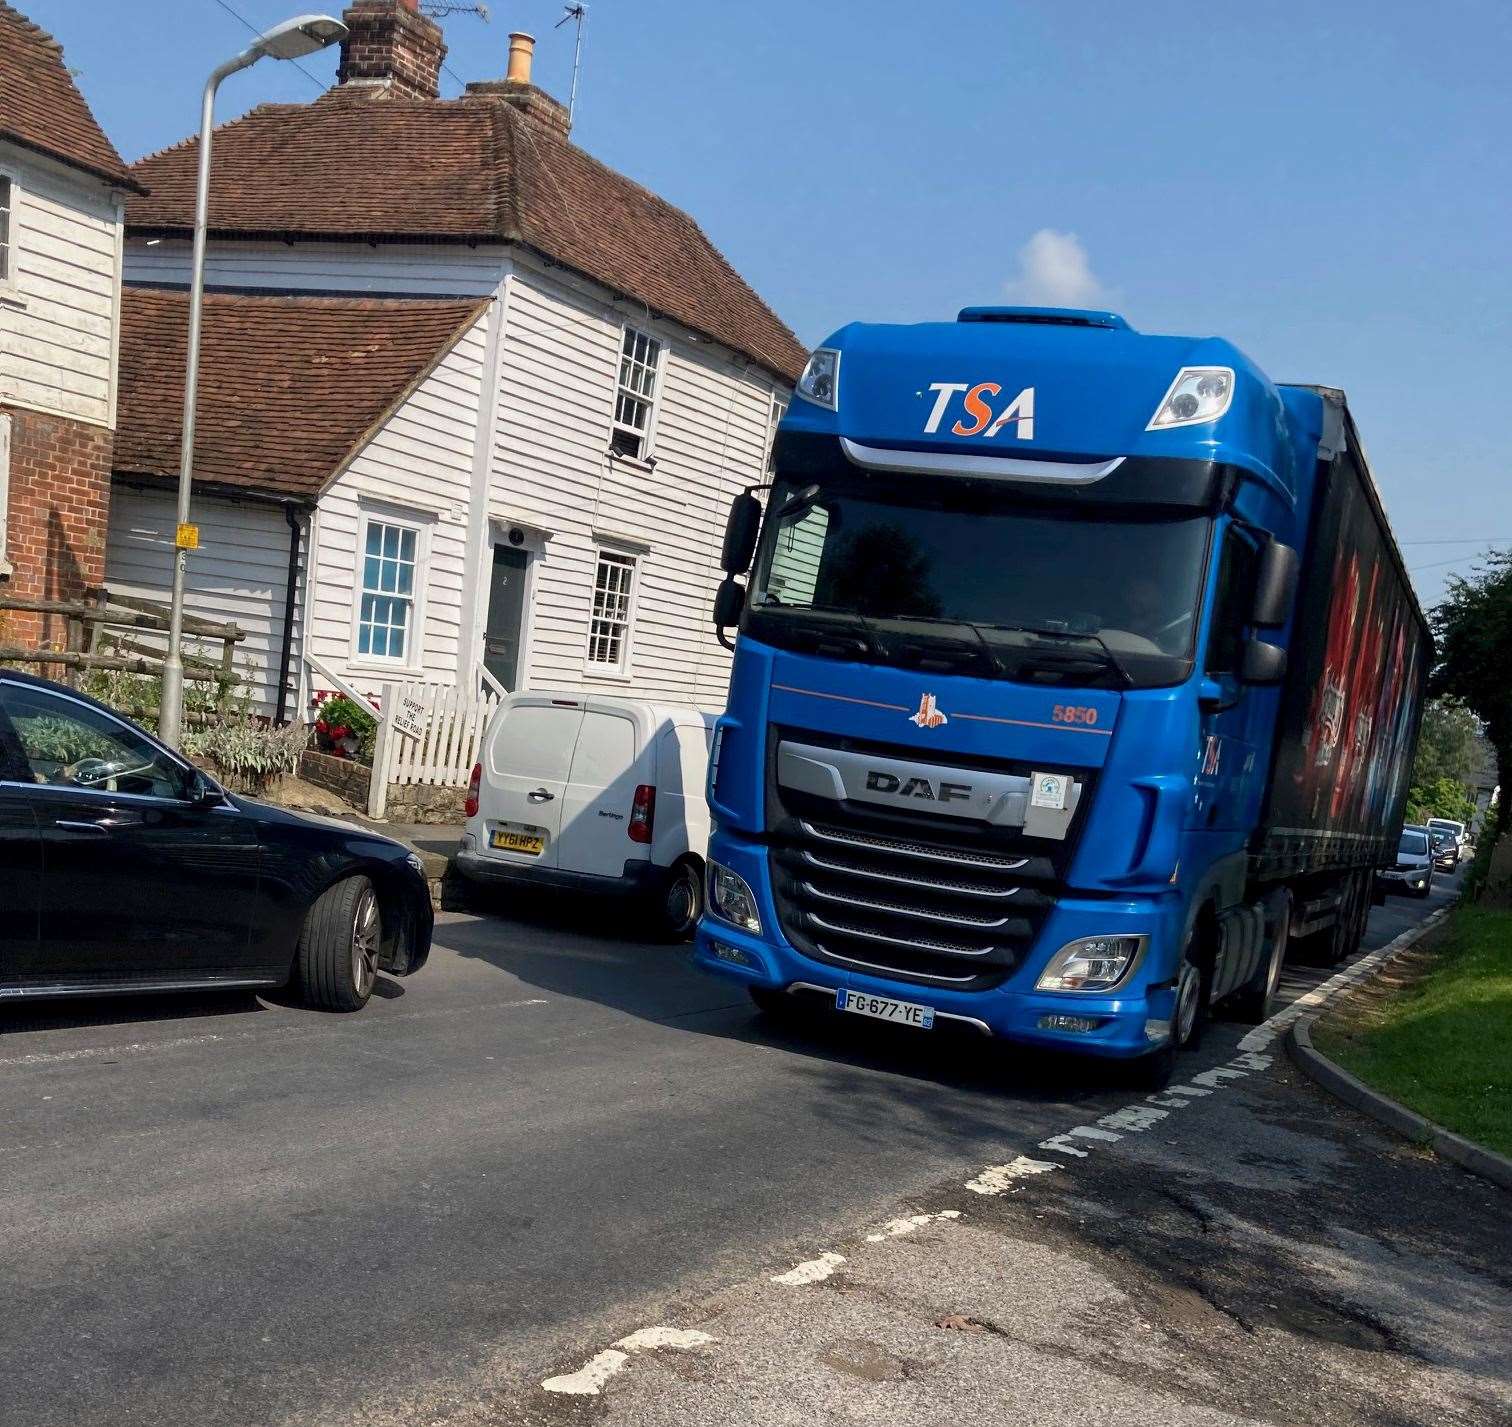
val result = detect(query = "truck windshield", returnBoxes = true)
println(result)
[747,472,1212,689]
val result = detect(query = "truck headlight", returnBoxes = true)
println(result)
[795,347,841,410]
[708,862,762,934]
[1036,934,1147,992]
[1146,367,1234,430]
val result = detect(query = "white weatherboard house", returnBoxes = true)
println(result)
[110,0,803,724]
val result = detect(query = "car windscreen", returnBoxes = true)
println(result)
[1399,831,1429,856]
[746,470,1213,689]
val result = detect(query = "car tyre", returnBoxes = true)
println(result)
[650,857,704,941]
[297,875,381,1011]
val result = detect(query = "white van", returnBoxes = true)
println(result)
[455,692,714,937]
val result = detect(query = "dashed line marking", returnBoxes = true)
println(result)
[541,1327,717,1395]
[865,1210,961,1242]
[772,1250,847,1285]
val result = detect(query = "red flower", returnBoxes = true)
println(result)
[315,719,329,733]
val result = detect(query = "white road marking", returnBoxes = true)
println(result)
[966,1156,1061,1196]
[615,1328,716,1352]
[542,1349,629,1396]
[771,1251,847,1285]
[865,1210,962,1242]
[541,1327,718,1395]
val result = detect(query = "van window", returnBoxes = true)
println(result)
[570,710,636,788]
[489,704,580,782]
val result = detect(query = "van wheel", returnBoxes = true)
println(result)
[297,875,380,1011]
[651,857,703,941]
[1231,892,1289,1025]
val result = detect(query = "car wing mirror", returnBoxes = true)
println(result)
[186,770,225,807]
[712,576,746,650]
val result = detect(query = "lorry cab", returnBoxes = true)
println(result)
[696,306,1430,1079]
[456,692,714,937]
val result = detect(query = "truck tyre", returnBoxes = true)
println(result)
[1231,892,1290,1024]
[650,857,704,941]
[297,875,380,1012]
[1132,931,1208,1088]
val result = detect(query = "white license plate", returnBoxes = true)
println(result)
[836,989,935,1030]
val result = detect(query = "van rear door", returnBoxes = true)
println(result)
[479,696,582,868]
[555,703,644,880]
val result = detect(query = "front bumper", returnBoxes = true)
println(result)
[1377,867,1431,892]
[695,834,1183,1060]
[455,848,670,899]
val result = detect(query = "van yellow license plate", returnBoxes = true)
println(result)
[490,829,545,856]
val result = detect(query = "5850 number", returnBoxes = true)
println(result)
[1052,704,1099,726]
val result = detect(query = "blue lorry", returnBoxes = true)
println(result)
[695,306,1430,1080]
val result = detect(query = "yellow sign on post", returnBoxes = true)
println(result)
[175,523,200,550]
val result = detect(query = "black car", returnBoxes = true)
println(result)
[0,672,431,1008]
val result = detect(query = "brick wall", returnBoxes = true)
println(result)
[0,404,113,649]
[336,0,447,100]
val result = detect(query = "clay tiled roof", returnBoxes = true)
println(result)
[115,287,487,502]
[126,90,805,382]
[0,2,142,190]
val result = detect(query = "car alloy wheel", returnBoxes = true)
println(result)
[351,886,380,999]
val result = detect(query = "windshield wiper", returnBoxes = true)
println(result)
[752,601,884,661]
[984,621,1135,689]
[873,616,1007,678]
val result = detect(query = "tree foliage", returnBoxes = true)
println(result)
[1431,551,1512,833]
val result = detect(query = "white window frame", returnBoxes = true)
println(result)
[584,544,640,679]
[0,170,19,301]
[349,507,430,674]
[609,325,665,463]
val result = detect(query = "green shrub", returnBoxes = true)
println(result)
[315,695,378,763]
[182,715,308,784]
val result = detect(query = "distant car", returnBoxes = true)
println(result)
[456,692,713,937]
[1428,828,1460,872]
[0,672,431,1008]
[1425,817,1466,869]
[1377,825,1434,898]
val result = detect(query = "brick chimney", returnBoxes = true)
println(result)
[337,0,446,100]
[464,32,572,139]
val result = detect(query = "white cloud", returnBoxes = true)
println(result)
[1004,229,1107,308]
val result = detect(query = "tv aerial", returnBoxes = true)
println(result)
[556,4,588,129]
[419,3,490,19]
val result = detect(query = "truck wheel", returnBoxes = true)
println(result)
[649,857,703,941]
[1132,934,1207,1087]
[296,875,380,1012]
[1231,892,1290,1025]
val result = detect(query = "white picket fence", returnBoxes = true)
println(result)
[369,680,501,817]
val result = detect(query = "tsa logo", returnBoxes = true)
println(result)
[923,382,1035,440]
[910,693,948,729]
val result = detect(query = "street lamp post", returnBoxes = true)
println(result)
[159,14,348,745]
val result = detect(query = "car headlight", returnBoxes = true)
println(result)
[1036,934,1147,993]
[795,347,841,410]
[405,852,425,876]
[1146,366,1234,430]
[708,862,762,934]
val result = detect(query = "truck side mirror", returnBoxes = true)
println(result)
[721,492,762,575]
[1251,540,1299,627]
[1241,638,1287,685]
[712,576,745,649]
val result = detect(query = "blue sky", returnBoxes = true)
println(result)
[25,0,1511,609]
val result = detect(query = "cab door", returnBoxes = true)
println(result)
[555,704,644,879]
[476,696,582,868]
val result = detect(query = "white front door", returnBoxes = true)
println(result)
[555,706,644,880]
[477,698,582,868]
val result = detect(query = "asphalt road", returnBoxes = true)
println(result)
[1,866,1503,1426]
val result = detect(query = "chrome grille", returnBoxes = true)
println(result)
[771,820,1050,990]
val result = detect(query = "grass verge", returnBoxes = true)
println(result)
[1313,904,1512,1158]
